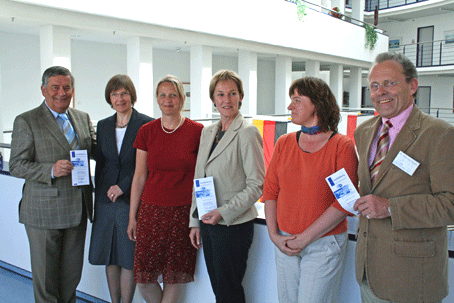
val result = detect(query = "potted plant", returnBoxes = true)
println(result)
[296,0,307,21]
[365,24,378,50]
[330,7,342,19]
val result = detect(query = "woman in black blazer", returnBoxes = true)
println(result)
[89,75,153,303]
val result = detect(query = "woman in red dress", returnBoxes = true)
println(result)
[127,75,203,303]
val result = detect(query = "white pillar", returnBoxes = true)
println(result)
[330,64,344,109]
[349,67,362,109]
[275,56,292,115]
[351,0,365,23]
[190,45,212,119]
[127,37,154,117]
[306,61,320,78]
[40,25,71,73]
[238,51,258,116]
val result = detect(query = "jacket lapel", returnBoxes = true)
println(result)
[371,107,420,191]
[103,113,119,161]
[360,118,381,194]
[119,108,140,159]
[206,113,243,165]
[39,102,71,150]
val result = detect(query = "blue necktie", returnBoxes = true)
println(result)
[57,113,79,150]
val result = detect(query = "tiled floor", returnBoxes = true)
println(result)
[0,261,107,303]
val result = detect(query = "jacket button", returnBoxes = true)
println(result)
[363,232,367,237]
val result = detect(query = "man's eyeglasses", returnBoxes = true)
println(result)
[369,80,401,92]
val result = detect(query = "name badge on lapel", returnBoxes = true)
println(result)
[392,151,420,176]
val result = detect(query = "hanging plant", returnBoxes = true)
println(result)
[365,24,378,50]
[296,0,307,21]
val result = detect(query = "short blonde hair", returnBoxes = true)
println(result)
[209,70,244,102]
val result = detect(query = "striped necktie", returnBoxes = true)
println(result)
[57,113,79,150]
[370,120,393,184]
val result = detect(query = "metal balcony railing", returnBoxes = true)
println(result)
[391,40,454,67]
[345,0,429,11]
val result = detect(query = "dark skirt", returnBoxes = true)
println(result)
[133,203,196,284]
[89,197,135,270]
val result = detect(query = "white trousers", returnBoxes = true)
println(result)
[274,231,348,303]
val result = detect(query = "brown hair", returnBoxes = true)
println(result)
[105,74,137,106]
[289,77,340,132]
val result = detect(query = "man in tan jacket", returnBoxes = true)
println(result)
[353,52,454,302]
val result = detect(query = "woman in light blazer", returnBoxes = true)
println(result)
[89,75,153,303]
[189,70,265,303]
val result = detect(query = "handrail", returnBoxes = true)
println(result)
[285,0,387,34]
[363,0,429,12]
[391,39,454,67]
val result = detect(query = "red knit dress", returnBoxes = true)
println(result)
[133,118,203,284]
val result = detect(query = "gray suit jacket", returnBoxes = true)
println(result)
[354,106,454,302]
[189,113,265,227]
[10,101,96,229]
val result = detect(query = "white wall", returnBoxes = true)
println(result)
[72,40,127,122]
[0,32,41,130]
[418,75,454,109]
[10,0,387,65]
[380,11,454,46]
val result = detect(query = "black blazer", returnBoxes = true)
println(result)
[94,108,153,206]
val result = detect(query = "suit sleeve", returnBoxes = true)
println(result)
[9,115,54,185]
[218,126,265,225]
[88,114,97,159]
[94,122,105,189]
[390,126,454,230]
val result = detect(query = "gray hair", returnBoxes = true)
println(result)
[41,66,75,88]
[373,52,418,81]
[371,52,418,97]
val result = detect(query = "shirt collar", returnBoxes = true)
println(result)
[44,100,67,119]
[381,103,414,133]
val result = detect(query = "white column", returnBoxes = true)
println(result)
[349,67,362,109]
[40,25,71,73]
[190,45,212,119]
[238,51,258,116]
[330,64,344,109]
[305,60,320,78]
[127,37,154,117]
[275,56,292,115]
[351,0,365,23]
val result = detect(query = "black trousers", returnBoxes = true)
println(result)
[201,221,254,303]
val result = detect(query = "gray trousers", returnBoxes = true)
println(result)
[25,219,87,303]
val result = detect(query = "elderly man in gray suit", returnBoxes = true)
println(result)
[10,66,96,303]
[353,52,454,303]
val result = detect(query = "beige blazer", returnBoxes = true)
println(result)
[354,106,454,302]
[10,102,96,229]
[189,113,265,227]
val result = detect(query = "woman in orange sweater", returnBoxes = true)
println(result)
[263,77,358,303]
